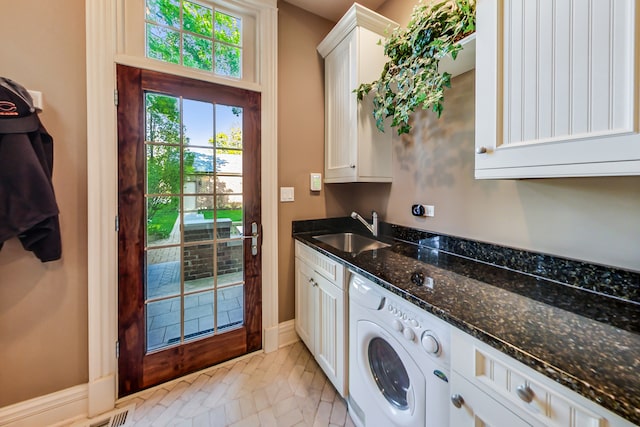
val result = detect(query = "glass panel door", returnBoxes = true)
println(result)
[144,93,246,352]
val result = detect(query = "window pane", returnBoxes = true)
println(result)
[185,292,214,341]
[185,147,214,181]
[147,145,181,194]
[183,243,214,282]
[217,195,243,238]
[183,1,213,37]
[146,0,180,28]
[184,99,213,147]
[146,24,180,65]
[146,196,180,245]
[216,150,242,174]
[147,296,181,351]
[218,288,244,330]
[184,196,215,243]
[146,247,181,299]
[145,93,181,143]
[214,11,242,45]
[216,175,242,194]
[215,104,243,150]
[183,34,213,71]
[214,43,241,78]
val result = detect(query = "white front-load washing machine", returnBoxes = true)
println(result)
[348,272,451,427]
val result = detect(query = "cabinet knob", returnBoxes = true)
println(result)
[349,164,356,168]
[451,394,464,409]
[476,146,488,154]
[516,384,534,403]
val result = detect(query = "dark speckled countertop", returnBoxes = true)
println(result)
[293,218,640,426]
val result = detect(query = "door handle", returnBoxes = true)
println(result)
[242,221,260,256]
[242,222,259,256]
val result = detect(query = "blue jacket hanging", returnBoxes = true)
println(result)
[0,77,61,262]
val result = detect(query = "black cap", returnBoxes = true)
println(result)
[0,77,36,118]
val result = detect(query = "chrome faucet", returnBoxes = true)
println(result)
[351,211,378,237]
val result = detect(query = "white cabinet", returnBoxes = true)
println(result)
[475,0,640,178]
[317,4,397,183]
[450,328,636,427]
[294,241,347,396]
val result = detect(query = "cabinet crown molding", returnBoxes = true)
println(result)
[317,3,397,58]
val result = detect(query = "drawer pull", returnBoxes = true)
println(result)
[451,394,464,409]
[516,384,534,403]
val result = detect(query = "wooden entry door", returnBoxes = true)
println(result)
[117,64,262,397]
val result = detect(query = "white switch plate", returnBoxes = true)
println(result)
[424,205,435,217]
[27,90,43,111]
[310,173,322,191]
[280,187,294,202]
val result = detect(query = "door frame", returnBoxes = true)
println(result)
[85,0,279,416]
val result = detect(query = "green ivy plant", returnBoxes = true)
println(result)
[356,0,476,135]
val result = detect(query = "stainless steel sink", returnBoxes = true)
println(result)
[312,232,390,254]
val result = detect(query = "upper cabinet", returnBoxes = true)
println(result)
[475,0,640,179]
[317,4,398,183]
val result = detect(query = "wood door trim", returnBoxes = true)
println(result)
[117,65,145,396]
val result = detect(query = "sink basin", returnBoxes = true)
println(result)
[312,233,390,254]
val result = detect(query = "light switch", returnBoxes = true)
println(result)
[280,186,295,202]
[310,173,322,191]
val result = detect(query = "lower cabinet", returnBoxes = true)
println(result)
[450,371,534,427]
[294,241,347,397]
[450,328,635,427]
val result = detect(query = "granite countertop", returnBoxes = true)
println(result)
[292,218,640,425]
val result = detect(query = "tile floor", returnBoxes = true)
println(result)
[107,341,355,426]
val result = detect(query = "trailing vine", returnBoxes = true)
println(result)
[356,0,476,135]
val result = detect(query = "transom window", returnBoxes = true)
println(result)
[145,0,243,78]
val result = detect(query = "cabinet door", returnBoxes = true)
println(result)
[294,258,316,352]
[315,273,346,397]
[450,372,533,427]
[324,31,357,183]
[476,0,640,178]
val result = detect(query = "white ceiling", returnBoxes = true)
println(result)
[282,0,387,22]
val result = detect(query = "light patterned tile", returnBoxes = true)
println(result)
[159,381,191,407]
[178,390,210,418]
[229,413,260,427]
[238,392,257,419]
[273,395,298,418]
[82,343,348,427]
[132,388,170,420]
[320,381,336,402]
[224,399,242,424]
[202,381,230,408]
[329,398,347,425]
[345,413,356,427]
[154,397,188,427]
[252,387,270,412]
[192,411,211,427]
[257,408,278,427]
[208,405,227,427]
[314,401,333,426]
[276,408,304,427]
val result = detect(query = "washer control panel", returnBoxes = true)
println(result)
[383,290,451,367]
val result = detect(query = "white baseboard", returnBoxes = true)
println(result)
[278,319,299,348]
[0,384,87,427]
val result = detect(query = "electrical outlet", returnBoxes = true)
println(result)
[411,204,435,217]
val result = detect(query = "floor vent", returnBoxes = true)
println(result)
[75,404,135,427]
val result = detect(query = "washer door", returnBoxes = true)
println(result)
[357,320,426,427]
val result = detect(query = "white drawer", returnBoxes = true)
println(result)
[295,240,344,288]
[451,328,634,427]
